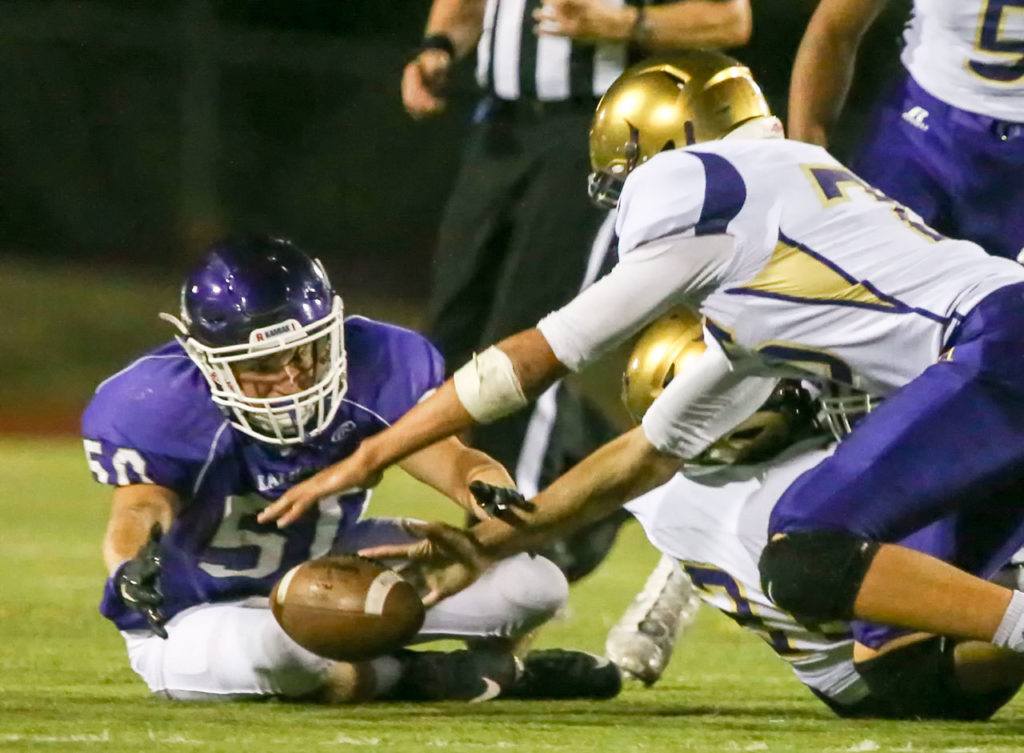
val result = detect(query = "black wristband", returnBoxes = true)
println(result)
[420,33,456,59]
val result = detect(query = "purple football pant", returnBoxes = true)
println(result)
[851,68,1024,261]
[769,282,1024,651]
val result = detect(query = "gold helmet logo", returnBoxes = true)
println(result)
[623,308,819,466]
[588,51,772,208]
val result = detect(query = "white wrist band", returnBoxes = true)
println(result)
[453,346,529,424]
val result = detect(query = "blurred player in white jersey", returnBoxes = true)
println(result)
[789,0,1024,260]
[260,52,1024,670]
[610,310,1024,718]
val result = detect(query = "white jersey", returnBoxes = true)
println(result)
[622,139,1024,395]
[625,439,869,704]
[902,0,1024,122]
[538,136,1024,455]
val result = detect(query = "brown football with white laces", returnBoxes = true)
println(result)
[270,555,424,661]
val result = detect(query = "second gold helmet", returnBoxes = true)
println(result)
[621,307,705,425]
[588,51,772,208]
[623,308,819,466]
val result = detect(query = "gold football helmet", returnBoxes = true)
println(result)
[623,308,819,466]
[622,307,705,425]
[589,51,772,208]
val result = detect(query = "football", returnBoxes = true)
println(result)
[270,555,425,661]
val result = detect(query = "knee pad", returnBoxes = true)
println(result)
[759,531,879,622]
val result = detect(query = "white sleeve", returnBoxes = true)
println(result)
[641,335,779,459]
[537,233,735,372]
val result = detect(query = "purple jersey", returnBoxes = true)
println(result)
[82,316,444,631]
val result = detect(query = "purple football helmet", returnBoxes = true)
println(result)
[161,236,347,444]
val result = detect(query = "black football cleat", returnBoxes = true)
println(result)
[503,649,623,700]
[387,648,520,703]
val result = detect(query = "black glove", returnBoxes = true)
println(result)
[468,481,536,519]
[114,523,168,639]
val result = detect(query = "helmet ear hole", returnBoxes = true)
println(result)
[683,121,696,145]
[623,121,641,167]
[662,363,676,388]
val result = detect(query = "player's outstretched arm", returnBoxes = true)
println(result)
[397,437,518,520]
[473,426,682,558]
[788,0,888,147]
[362,427,681,604]
[258,328,568,528]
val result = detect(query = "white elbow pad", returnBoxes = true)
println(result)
[453,346,529,424]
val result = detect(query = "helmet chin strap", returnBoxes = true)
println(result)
[723,116,785,141]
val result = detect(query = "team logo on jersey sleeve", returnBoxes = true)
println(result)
[901,106,930,132]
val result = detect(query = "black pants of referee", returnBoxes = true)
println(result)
[428,97,621,556]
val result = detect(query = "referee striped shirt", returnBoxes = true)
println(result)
[476,0,664,101]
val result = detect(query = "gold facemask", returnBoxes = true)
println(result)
[589,51,772,208]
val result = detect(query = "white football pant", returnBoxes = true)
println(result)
[121,518,568,700]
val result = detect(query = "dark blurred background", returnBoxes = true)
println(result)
[0,0,910,429]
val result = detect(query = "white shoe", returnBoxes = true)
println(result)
[605,555,700,686]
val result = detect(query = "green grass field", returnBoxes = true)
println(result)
[4,437,1024,752]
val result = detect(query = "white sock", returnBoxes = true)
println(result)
[368,655,403,698]
[993,590,1024,651]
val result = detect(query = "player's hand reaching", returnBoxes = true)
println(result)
[114,523,168,639]
[359,520,494,606]
[258,454,382,527]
